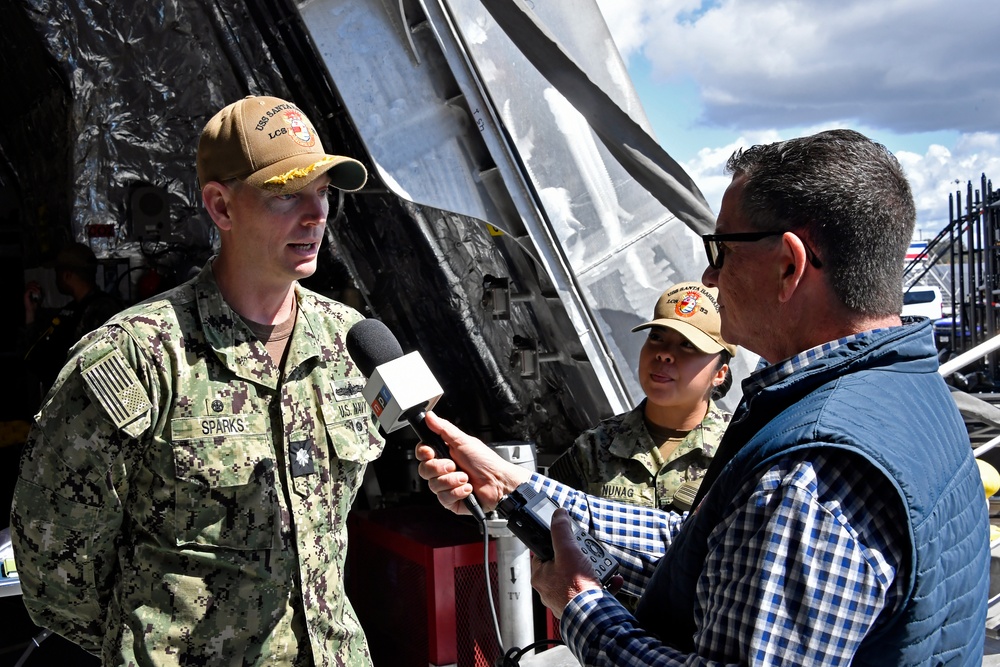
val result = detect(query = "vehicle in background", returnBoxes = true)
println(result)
[934,316,965,352]
[903,285,944,320]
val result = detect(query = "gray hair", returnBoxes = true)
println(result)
[726,129,915,316]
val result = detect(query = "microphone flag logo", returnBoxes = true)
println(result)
[371,385,392,418]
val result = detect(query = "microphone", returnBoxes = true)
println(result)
[346,319,487,524]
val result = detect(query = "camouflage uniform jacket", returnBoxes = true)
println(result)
[548,400,730,511]
[11,262,384,666]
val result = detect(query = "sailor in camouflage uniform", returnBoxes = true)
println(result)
[549,282,737,514]
[11,95,382,666]
[550,398,730,512]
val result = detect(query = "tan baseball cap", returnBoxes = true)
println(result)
[631,281,737,356]
[197,95,367,195]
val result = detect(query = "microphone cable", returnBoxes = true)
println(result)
[497,639,566,667]
[481,516,566,667]
[483,517,504,654]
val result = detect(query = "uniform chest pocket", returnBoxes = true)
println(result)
[171,431,278,550]
[320,394,384,464]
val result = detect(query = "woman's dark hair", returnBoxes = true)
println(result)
[711,350,733,400]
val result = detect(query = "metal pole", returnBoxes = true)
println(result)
[491,443,537,653]
[967,182,979,351]
[986,175,999,379]
[959,188,968,353]
[950,193,958,345]
[939,333,1000,377]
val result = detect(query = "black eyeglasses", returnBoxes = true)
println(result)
[702,230,823,270]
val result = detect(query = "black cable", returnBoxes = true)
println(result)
[483,517,504,653]
[496,638,566,667]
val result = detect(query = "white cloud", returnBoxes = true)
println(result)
[681,130,786,214]
[897,134,1000,236]
[601,0,1000,134]
[592,0,651,61]
[679,130,1000,238]
[593,0,1000,233]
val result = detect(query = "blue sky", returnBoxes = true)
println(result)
[594,0,1000,238]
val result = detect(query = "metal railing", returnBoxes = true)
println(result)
[905,174,1000,382]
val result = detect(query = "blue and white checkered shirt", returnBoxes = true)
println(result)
[535,329,907,666]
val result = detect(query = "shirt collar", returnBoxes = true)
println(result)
[743,327,893,396]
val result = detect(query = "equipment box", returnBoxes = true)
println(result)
[347,505,500,667]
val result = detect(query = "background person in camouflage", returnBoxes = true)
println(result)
[10,95,383,666]
[548,282,736,514]
[21,241,123,410]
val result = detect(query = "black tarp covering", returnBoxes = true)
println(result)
[1,0,589,461]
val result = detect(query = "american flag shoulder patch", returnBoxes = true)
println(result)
[81,347,152,429]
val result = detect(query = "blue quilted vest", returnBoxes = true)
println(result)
[635,320,989,665]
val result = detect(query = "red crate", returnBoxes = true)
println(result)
[347,505,500,667]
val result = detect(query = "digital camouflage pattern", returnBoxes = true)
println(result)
[548,400,730,512]
[11,263,384,666]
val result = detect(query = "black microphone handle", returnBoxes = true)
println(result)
[405,408,487,524]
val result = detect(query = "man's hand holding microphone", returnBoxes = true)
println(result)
[417,412,612,617]
[347,318,618,618]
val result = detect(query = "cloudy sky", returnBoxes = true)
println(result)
[593,0,1000,238]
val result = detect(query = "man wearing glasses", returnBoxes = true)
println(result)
[416,129,988,665]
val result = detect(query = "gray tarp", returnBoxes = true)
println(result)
[479,0,716,236]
